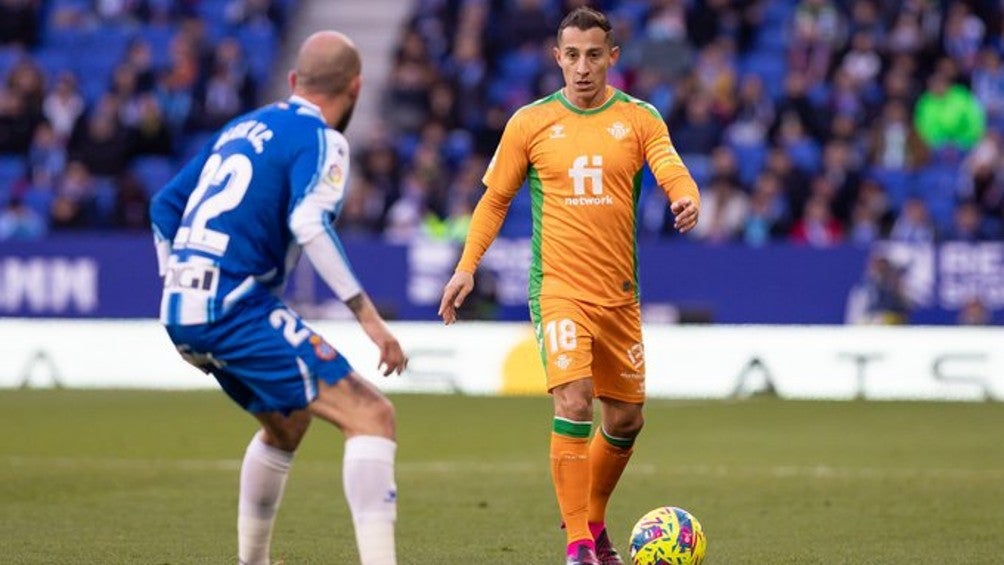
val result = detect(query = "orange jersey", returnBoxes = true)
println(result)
[458,87,700,306]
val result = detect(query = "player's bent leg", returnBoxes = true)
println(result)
[589,398,644,565]
[309,373,397,565]
[238,412,310,565]
[550,378,598,563]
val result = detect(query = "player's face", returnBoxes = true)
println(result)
[554,26,619,107]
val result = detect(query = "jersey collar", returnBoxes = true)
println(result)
[287,95,325,120]
[557,86,619,115]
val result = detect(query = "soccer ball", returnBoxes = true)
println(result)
[628,506,707,565]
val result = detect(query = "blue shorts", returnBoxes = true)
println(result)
[165,295,353,414]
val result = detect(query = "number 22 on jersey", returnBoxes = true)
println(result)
[174,153,254,256]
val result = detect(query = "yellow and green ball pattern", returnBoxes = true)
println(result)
[629,506,707,565]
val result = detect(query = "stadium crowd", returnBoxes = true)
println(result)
[2,0,1004,247]
[0,0,289,239]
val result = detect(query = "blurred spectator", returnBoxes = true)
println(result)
[689,176,748,243]
[971,48,1004,131]
[132,93,174,156]
[28,122,66,180]
[6,58,45,112]
[670,95,722,155]
[790,195,843,246]
[190,38,255,131]
[50,161,98,229]
[868,100,928,171]
[0,0,40,47]
[790,0,844,83]
[957,297,991,325]
[68,95,133,177]
[0,195,46,240]
[742,173,790,246]
[42,74,85,141]
[845,254,911,324]
[113,172,149,229]
[0,86,38,154]
[944,200,993,241]
[914,71,985,151]
[890,197,936,243]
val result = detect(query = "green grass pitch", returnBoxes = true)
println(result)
[2,389,1003,564]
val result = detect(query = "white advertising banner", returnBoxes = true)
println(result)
[1,320,1002,401]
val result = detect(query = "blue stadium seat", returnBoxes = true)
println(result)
[132,156,178,197]
[0,47,18,79]
[31,47,74,79]
[915,164,960,230]
[499,185,533,237]
[142,23,178,70]
[498,48,541,89]
[785,138,821,174]
[680,153,712,188]
[0,157,26,195]
[727,143,767,186]
[740,52,787,100]
[237,23,277,82]
[868,167,913,210]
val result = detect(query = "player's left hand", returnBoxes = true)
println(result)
[671,197,699,234]
[438,270,474,325]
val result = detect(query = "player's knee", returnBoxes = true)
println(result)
[351,394,395,439]
[370,395,396,436]
[261,426,306,452]
[553,395,593,421]
[605,408,644,439]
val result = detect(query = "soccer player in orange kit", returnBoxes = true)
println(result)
[439,7,700,565]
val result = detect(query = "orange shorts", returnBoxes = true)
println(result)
[529,296,645,403]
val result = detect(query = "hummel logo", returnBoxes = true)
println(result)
[608,122,630,140]
[550,124,565,139]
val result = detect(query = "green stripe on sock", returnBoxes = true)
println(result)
[602,427,635,449]
[553,417,592,438]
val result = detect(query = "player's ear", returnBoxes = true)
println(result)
[553,45,561,66]
[349,74,362,100]
[288,70,297,92]
[609,45,620,65]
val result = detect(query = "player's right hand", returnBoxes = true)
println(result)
[438,271,475,325]
[375,334,408,377]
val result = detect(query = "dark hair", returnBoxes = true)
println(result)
[557,7,614,47]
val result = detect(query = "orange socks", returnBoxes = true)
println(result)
[588,428,635,525]
[551,418,592,546]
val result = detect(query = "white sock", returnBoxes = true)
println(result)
[237,433,293,565]
[343,435,397,565]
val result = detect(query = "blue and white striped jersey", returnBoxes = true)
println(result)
[150,95,361,325]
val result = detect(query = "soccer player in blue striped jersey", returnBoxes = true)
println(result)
[150,31,406,565]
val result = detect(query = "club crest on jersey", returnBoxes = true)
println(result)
[607,122,630,140]
[550,124,566,139]
[555,353,572,370]
[324,163,344,186]
[309,334,338,361]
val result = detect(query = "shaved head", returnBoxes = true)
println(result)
[293,31,361,97]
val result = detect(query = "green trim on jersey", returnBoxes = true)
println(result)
[621,91,663,119]
[556,88,620,115]
[553,417,592,438]
[530,295,546,369]
[528,166,544,301]
[632,169,642,301]
[528,165,546,370]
